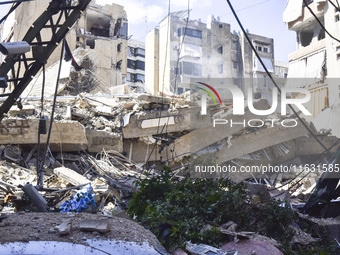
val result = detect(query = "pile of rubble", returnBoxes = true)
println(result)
[0,90,340,254]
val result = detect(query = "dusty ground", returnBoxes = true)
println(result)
[0,212,165,253]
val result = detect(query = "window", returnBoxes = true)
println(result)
[178,27,202,38]
[180,61,202,76]
[136,74,145,82]
[233,62,238,69]
[136,48,145,57]
[127,60,145,70]
[118,22,128,39]
[336,14,340,22]
[219,24,223,28]
[256,46,263,52]
[128,73,145,83]
[263,47,268,53]
[217,46,223,54]
[218,63,223,74]
[337,53,340,61]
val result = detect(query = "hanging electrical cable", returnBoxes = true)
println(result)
[328,0,340,11]
[36,39,65,188]
[225,0,331,156]
[36,64,46,180]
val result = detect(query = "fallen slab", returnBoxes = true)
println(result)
[215,119,309,164]
[0,118,87,150]
[53,167,89,186]
[160,100,271,161]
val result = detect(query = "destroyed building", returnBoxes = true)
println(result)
[0,0,129,96]
[284,0,340,137]
[145,11,276,102]
[0,0,339,254]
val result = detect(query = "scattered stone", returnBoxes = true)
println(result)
[55,220,72,236]
[48,227,57,234]
[80,219,110,233]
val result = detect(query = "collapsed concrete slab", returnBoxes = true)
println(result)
[86,129,123,153]
[122,107,191,139]
[215,119,309,164]
[0,118,87,150]
[159,100,272,161]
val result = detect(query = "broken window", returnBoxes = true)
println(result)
[127,59,145,71]
[180,61,202,76]
[118,22,128,38]
[300,30,313,47]
[217,46,223,54]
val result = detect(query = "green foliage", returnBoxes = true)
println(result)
[128,167,295,250]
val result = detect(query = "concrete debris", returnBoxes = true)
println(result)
[0,76,339,254]
[79,219,110,233]
[55,220,72,236]
[220,239,283,255]
[53,167,89,186]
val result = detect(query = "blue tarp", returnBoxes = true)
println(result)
[59,184,97,212]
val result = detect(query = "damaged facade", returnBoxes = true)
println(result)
[0,1,339,254]
[0,0,129,96]
[145,11,276,102]
[284,0,340,137]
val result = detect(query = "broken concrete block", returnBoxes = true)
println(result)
[56,220,72,236]
[221,239,283,255]
[0,119,87,150]
[86,128,123,153]
[54,167,89,186]
[79,219,110,233]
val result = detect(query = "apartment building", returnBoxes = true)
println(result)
[145,11,275,100]
[126,39,145,89]
[0,0,129,93]
[283,0,340,136]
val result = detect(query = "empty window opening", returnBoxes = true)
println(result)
[318,29,325,40]
[300,31,313,47]
[218,63,223,74]
[217,46,223,54]
[233,61,238,69]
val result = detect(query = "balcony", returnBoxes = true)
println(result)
[286,0,326,31]
[288,38,326,61]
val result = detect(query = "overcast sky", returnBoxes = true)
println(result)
[0,0,297,61]
[97,0,297,62]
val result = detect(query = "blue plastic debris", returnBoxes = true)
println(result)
[59,184,97,212]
